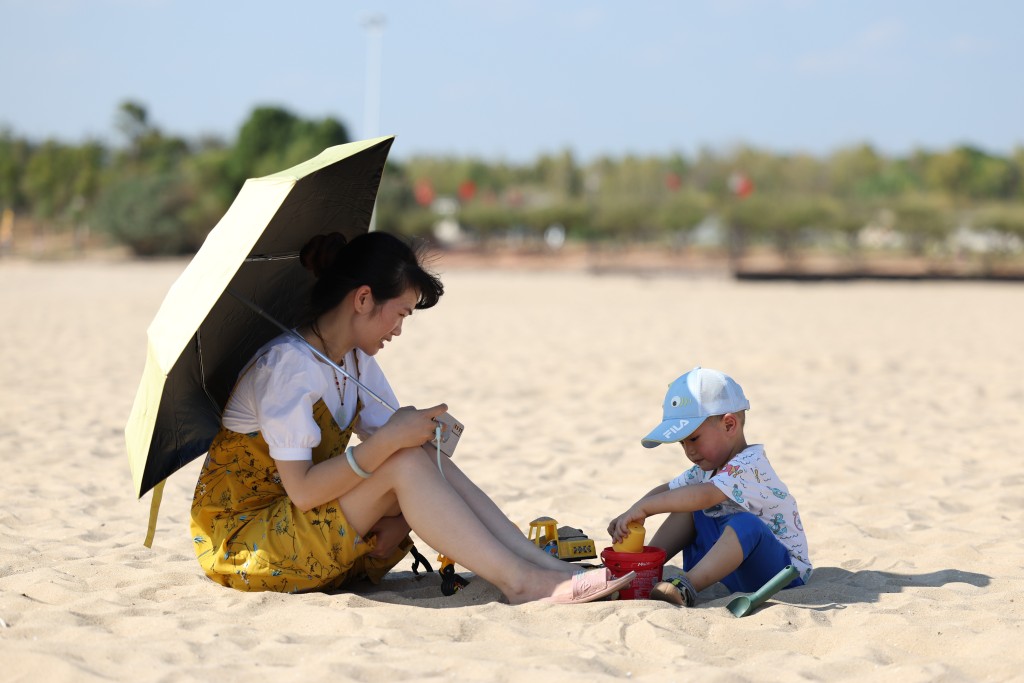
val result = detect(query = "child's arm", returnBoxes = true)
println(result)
[608,483,727,543]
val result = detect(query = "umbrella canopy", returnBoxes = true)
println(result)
[126,135,395,500]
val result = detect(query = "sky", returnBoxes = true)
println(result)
[2,0,1022,162]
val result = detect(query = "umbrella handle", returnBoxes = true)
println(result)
[226,289,398,413]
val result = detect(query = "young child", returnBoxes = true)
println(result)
[608,366,811,606]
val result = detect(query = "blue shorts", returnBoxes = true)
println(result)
[683,510,805,594]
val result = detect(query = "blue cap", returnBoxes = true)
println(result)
[641,367,750,448]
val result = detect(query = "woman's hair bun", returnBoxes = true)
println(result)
[300,232,349,278]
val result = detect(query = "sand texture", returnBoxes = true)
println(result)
[1,258,1022,682]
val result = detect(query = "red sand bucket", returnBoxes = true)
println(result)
[601,546,666,600]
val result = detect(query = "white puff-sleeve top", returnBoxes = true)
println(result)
[220,333,399,461]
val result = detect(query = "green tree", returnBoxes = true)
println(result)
[393,207,437,239]
[828,143,884,198]
[590,198,656,241]
[723,195,832,262]
[654,191,712,243]
[226,107,299,185]
[70,141,105,205]
[976,203,1024,251]
[688,147,732,199]
[523,201,590,237]
[176,144,234,245]
[227,106,349,189]
[21,140,77,220]
[890,196,954,256]
[534,149,582,199]
[924,146,1016,200]
[373,161,421,236]
[726,146,784,194]
[459,202,521,240]
[773,196,832,259]
[116,101,150,147]
[969,154,1016,199]
[0,130,31,211]
[92,173,194,256]
[1012,147,1024,197]
[114,100,189,173]
[821,198,875,256]
[604,154,670,201]
[722,195,774,261]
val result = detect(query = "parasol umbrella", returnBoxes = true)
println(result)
[125,135,395,544]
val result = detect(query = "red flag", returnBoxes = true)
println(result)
[458,180,477,202]
[414,179,435,207]
[728,172,754,198]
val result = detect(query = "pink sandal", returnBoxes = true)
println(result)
[541,568,637,604]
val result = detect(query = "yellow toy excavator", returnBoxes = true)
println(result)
[527,516,597,562]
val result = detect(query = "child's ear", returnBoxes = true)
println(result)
[722,413,738,432]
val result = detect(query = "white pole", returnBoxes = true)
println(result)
[363,14,385,231]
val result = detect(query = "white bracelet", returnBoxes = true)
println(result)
[345,446,372,479]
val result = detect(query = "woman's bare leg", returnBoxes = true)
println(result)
[432,450,580,573]
[337,448,577,603]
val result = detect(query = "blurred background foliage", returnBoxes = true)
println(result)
[1,100,1023,272]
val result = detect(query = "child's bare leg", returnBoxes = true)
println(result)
[434,451,577,574]
[684,526,744,592]
[650,511,696,559]
[338,447,575,603]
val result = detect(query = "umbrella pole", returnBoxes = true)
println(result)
[143,479,165,548]
[226,289,398,413]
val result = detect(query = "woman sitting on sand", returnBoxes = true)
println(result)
[190,231,633,604]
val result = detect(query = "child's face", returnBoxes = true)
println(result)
[678,416,735,471]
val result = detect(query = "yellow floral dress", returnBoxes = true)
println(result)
[190,395,411,593]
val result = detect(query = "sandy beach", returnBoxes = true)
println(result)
[1,256,1022,682]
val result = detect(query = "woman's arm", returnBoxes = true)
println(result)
[277,403,448,511]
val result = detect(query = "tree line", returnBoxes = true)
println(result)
[2,100,1023,265]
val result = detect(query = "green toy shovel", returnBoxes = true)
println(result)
[726,565,799,617]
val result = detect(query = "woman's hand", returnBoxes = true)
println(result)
[367,514,411,558]
[607,503,647,543]
[380,403,448,451]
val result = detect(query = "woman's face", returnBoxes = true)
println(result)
[356,287,419,356]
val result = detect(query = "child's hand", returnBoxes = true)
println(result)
[607,505,646,543]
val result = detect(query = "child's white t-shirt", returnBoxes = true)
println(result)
[668,444,812,581]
